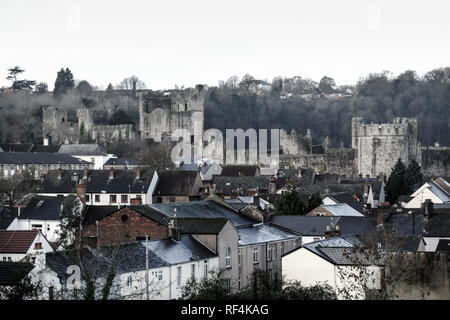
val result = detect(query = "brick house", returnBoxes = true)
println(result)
[81,206,170,247]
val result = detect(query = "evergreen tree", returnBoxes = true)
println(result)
[404,159,424,194]
[274,191,305,215]
[307,192,322,212]
[385,158,407,204]
[53,67,75,95]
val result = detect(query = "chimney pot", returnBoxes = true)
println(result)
[109,168,114,179]
[136,167,140,179]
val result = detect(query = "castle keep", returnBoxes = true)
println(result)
[352,117,420,178]
[280,117,449,178]
[139,84,205,142]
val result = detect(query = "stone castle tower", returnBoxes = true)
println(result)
[42,106,78,144]
[138,84,205,143]
[352,117,420,177]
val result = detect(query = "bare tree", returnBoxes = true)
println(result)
[116,76,146,94]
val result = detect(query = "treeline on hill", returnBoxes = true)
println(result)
[1,67,450,148]
[205,70,450,147]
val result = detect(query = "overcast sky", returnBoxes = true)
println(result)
[1,0,449,90]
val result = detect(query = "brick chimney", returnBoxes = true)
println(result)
[324,225,332,239]
[253,194,260,208]
[77,183,87,205]
[130,198,142,205]
[377,206,383,226]
[136,167,140,180]
[333,225,341,237]
[109,168,114,180]
[424,199,433,219]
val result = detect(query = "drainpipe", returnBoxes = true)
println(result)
[145,234,149,300]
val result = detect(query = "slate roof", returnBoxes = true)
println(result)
[154,170,200,196]
[383,213,424,236]
[270,215,377,236]
[317,203,364,217]
[325,192,366,214]
[82,206,120,226]
[58,144,107,156]
[177,218,228,234]
[213,176,271,196]
[39,168,154,194]
[0,143,34,152]
[0,262,34,286]
[30,145,61,153]
[45,235,216,281]
[433,177,450,196]
[427,181,450,202]
[220,165,259,177]
[0,152,93,165]
[238,224,298,246]
[0,207,18,230]
[435,239,450,253]
[104,158,136,167]
[424,213,450,237]
[0,230,39,253]
[148,200,255,228]
[18,196,64,221]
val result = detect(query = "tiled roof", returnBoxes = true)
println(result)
[238,224,298,246]
[220,165,259,177]
[149,200,255,228]
[0,152,93,165]
[18,196,64,221]
[0,262,34,286]
[0,207,18,230]
[30,145,61,153]
[104,158,136,166]
[270,215,376,236]
[319,203,364,217]
[39,168,154,194]
[0,230,39,253]
[325,192,366,214]
[213,176,271,196]
[58,144,107,155]
[154,170,200,196]
[45,235,216,281]
[177,218,228,234]
[0,143,34,152]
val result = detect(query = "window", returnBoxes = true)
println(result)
[49,286,54,300]
[31,224,42,231]
[121,195,128,203]
[273,245,277,260]
[176,266,182,287]
[7,257,12,262]
[253,247,259,264]
[95,195,100,203]
[47,225,50,232]
[225,247,231,268]
[110,195,117,203]
[169,196,175,203]
[267,245,272,261]
[158,270,163,281]
[204,260,208,277]
[226,278,231,293]
[281,242,284,256]
[85,194,90,203]
[127,275,132,287]
[34,242,43,250]
[191,264,195,280]
[238,249,241,266]
[2,257,6,261]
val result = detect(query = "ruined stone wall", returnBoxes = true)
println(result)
[42,106,78,144]
[91,124,136,144]
[421,146,450,177]
[352,117,419,177]
[139,85,205,142]
[280,129,312,155]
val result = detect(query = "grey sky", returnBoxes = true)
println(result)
[1,0,449,90]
